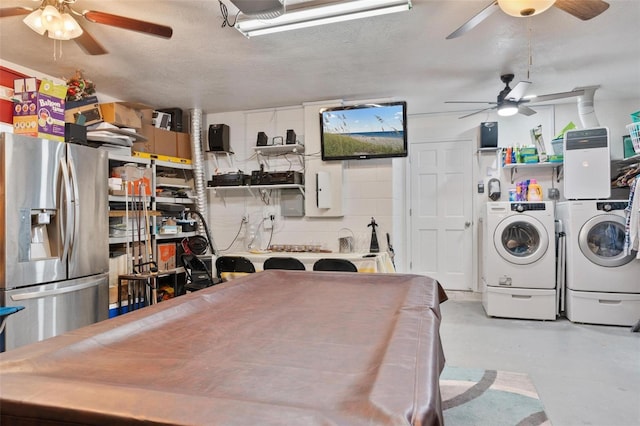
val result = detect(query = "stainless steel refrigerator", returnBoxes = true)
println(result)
[0,132,109,351]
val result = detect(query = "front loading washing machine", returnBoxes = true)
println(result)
[482,202,557,320]
[556,200,640,326]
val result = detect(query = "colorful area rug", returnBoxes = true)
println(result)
[440,366,551,426]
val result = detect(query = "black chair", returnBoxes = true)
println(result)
[312,258,358,272]
[181,254,220,292]
[263,256,306,271]
[215,256,256,280]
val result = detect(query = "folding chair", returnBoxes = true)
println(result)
[263,256,306,271]
[181,253,221,292]
[215,256,256,281]
[312,258,358,272]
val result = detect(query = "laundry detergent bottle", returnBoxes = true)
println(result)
[527,179,543,201]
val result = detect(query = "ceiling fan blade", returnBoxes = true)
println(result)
[74,24,108,55]
[518,105,537,116]
[458,106,497,119]
[82,10,173,38]
[527,89,585,103]
[504,81,531,101]
[0,7,32,18]
[554,0,610,20]
[445,101,497,104]
[446,1,499,40]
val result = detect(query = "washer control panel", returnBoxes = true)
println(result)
[596,201,628,211]
[510,202,546,212]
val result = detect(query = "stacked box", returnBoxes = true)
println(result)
[13,78,67,142]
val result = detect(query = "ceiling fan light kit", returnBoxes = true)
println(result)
[497,0,556,17]
[497,101,519,117]
[446,0,609,39]
[2,0,173,55]
[24,1,83,40]
[235,0,412,38]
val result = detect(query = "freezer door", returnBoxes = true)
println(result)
[66,143,109,279]
[1,134,66,288]
[1,273,109,351]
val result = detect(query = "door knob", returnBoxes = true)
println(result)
[465,221,471,228]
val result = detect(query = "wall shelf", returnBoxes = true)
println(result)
[503,162,563,183]
[207,184,305,205]
[254,144,305,168]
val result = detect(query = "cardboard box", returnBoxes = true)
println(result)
[157,243,176,271]
[13,78,67,142]
[176,132,191,159]
[154,128,177,157]
[65,103,103,125]
[100,102,142,129]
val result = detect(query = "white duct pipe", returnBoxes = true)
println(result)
[188,109,209,240]
[576,85,600,129]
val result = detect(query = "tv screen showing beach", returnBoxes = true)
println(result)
[320,101,407,160]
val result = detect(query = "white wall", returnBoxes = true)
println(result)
[204,97,638,280]
[205,103,400,266]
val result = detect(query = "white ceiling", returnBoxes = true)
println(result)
[1,0,639,116]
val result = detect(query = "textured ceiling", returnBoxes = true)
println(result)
[1,0,638,116]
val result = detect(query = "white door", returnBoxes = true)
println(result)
[409,140,473,290]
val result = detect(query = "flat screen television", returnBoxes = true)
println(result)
[320,101,408,161]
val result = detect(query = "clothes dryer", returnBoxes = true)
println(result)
[556,200,640,326]
[482,202,557,320]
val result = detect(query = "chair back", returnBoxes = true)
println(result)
[180,254,219,291]
[263,257,306,271]
[312,258,358,272]
[215,256,256,280]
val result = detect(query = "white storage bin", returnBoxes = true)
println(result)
[483,286,556,320]
[565,289,640,326]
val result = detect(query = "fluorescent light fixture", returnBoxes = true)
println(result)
[235,0,412,37]
[497,101,519,117]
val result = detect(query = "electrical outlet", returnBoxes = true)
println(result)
[263,207,275,230]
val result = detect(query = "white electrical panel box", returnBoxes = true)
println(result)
[316,171,331,209]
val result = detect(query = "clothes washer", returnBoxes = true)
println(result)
[556,200,640,326]
[482,202,557,320]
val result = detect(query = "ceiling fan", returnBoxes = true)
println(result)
[0,0,173,55]
[447,0,610,39]
[445,74,585,119]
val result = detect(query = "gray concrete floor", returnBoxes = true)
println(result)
[439,291,640,426]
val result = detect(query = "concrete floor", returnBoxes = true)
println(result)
[439,291,640,426]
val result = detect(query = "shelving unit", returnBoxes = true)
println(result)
[208,143,306,204]
[108,153,197,305]
[503,162,563,183]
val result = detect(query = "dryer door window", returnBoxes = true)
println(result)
[494,216,549,265]
[578,215,636,267]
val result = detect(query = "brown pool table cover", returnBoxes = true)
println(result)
[0,270,447,425]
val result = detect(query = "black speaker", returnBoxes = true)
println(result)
[256,131,268,146]
[480,122,498,148]
[286,129,296,145]
[208,124,230,152]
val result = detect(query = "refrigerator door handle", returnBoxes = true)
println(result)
[60,156,73,263]
[9,279,104,301]
[68,155,81,253]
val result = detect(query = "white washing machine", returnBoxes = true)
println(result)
[556,200,640,326]
[482,202,557,320]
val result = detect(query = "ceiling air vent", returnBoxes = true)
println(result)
[229,0,285,19]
